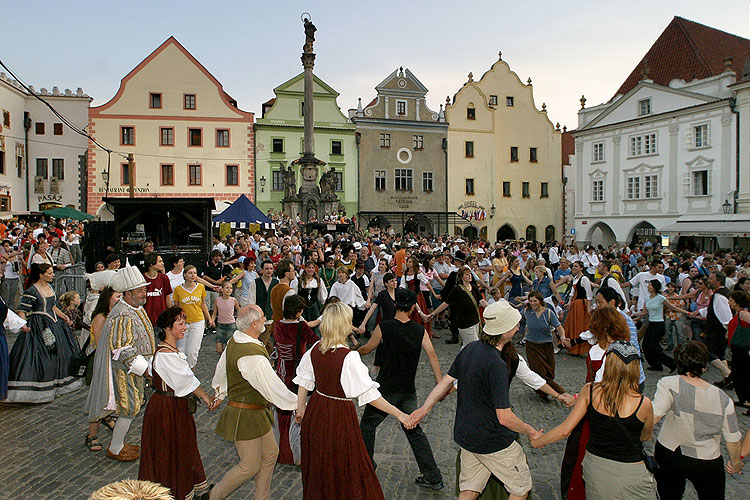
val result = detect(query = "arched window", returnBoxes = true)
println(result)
[545,225,555,243]
[526,225,537,242]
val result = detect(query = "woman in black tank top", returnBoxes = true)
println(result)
[531,341,657,500]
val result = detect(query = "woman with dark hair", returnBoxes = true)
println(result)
[523,290,567,400]
[634,280,689,372]
[728,290,750,412]
[139,306,214,500]
[4,263,82,403]
[400,255,436,338]
[495,255,532,306]
[652,341,743,499]
[319,256,338,291]
[298,260,327,326]
[563,261,594,356]
[429,267,488,348]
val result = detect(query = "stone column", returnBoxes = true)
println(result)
[720,114,733,212]
[668,125,679,214]
[611,136,621,215]
[302,52,315,156]
[575,140,583,216]
[735,82,750,213]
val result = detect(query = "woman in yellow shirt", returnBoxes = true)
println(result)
[172,265,213,369]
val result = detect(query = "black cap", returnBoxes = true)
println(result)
[454,251,467,263]
[395,289,417,309]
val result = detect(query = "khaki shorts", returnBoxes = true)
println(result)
[459,440,532,496]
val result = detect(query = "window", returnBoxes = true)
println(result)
[465,178,475,195]
[522,181,530,198]
[2,110,9,128]
[35,122,45,135]
[629,133,656,156]
[53,123,63,135]
[188,128,202,147]
[593,142,604,162]
[423,171,433,192]
[526,225,537,241]
[510,146,519,162]
[36,158,48,179]
[226,165,238,186]
[334,171,343,191]
[0,196,8,211]
[300,101,304,116]
[380,133,391,148]
[592,180,604,201]
[506,96,514,107]
[467,107,476,120]
[188,164,202,185]
[216,129,230,147]
[52,159,64,180]
[273,170,284,191]
[121,126,134,145]
[465,141,474,158]
[413,135,424,150]
[489,95,498,106]
[503,182,511,197]
[395,168,413,191]
[375,170,386,191]
[694,124,710,148]
[331,140,342,155]
[546,225,556,243]
[396,100,406,116]
[121,162,132,185]
[638,98,651,116]
[149,93,162,109]
[160,127,174,146]
[529,147,537,163]
[0,151,4,175]
[17,155,22,178]
[540,182,548,198]
[644,175,659,198]
[272,138,284,153]
[692,171,709,196]
[626,176,640,199]
[184,94,196,110]
[160,164,174,186]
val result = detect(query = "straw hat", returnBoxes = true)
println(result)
[482,301,521,336]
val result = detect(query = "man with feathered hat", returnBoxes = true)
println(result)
[84,265,155,461]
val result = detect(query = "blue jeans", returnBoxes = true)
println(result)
[664,317,686,348]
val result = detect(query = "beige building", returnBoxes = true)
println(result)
[446,53,562,243]
[87,37,254,216]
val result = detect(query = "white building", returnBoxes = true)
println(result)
[573,17,750,252]
[0,72,91,212]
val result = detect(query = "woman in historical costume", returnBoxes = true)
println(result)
[400,256,437,338]
[5,263,82,403]
[293,302,411,500]
[273,295,319,464]
[563,261,593,356]
[139,306,214,500]
[318,256,338,292]
[298,261,327,325]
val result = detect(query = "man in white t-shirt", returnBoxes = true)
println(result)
[623,260,666,311]
[548,244,560,272]
[476,248,492,284]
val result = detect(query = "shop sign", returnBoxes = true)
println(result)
[96,186,151,193]
[390,195,417,209]
[38,194,63,202]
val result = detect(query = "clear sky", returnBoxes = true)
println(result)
[2,1,749,130]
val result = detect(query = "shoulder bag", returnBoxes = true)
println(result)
[730,314,750,349]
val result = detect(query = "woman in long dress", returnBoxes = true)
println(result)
[139,306,214,500]
[297,261,327,326]
[400,256,436,338]
[5,263,82,403]
[293,302,412,500]
[563,261,593,356]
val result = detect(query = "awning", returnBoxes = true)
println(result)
[660,219,750,238]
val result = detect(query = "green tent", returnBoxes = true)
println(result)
[42,206,95,220]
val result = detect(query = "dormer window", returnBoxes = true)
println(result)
[638,98,651,116]
[396,100,407,116]
[467,107,476,120]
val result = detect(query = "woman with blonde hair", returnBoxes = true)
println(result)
[533,340,657,500]
[293,301,412,500]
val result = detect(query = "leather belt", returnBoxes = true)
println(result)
[228,400,269,410]
[154,389,177,397]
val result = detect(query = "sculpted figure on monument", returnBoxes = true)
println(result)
[303,19,316,53]
[283,165,297,199]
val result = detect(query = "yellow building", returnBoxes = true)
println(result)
[87,37,254,216]
[446,53,562,243]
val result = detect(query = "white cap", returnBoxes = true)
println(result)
[259,245,271,252]
[111,267,147,293]
[476,248,485,254]
[353,242,362,250]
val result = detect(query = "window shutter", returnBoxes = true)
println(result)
[706,171,712,195]
[705,125,710,147]
[684,131,692,149]
[682,173,691,196]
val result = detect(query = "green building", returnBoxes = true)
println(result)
[254,73,357,217]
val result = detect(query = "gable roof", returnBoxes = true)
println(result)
[614,16,750,98]
[374,68,429,94]
[273,72,340,97]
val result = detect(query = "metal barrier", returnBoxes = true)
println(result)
[52,262,88,301]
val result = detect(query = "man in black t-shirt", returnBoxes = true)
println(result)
[357,289,444,490]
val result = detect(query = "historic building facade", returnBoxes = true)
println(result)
[86,37,254,216]
[0,73,90,212]
[573,17,750,251]
[351,67,448,234]
[446,53,562,243]
[254,73,357,217]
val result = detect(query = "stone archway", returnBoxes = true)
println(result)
[586,222,617,247]
[496,223,516,242]
[628,221,658,246]
[463,225,478,241]
[526,225,537,242]
[545,225,556,243]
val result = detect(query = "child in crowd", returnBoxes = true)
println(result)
[59,290,89,333]
[211,281,239,354]
[664,281,686,350]
[486,287,504,305]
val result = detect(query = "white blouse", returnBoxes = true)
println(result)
[572,274,593,300]
[329,280,366,309]
[150,350,201,397]
[293,341,381,406]
[299,277,328,304]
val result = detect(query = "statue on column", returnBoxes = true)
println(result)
[303,18,316,53]
[320,167,336,199]
[283,164,297,199]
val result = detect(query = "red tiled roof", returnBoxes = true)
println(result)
[366,97,377,108]
[561,131,575,166]
[614,16,750,98]
[263,98,276,107]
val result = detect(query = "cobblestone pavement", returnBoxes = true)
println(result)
[2,326,749,500]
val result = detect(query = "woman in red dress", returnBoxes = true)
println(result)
[273,295,319,464]
[293,302,412,500]
[563,261,593,356]
[139,307,216,500]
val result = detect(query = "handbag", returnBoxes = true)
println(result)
[730,322,750,349]
[613,401,659,475]
[187,394,198,415]
[40,327,57,352]
[68,336,91,378]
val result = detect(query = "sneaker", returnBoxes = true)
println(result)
[516,340,526,346]
[415,476,444,491]
[554,345,561,354]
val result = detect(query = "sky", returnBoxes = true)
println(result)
[2,1,749,131]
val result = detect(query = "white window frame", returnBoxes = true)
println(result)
[592,180,604,202]
[489,95,498,106]
[638,98,651,116]
[422,171,433,192]
[629,132,657,157]
[396,100,407,116]
[626,176,640,200]
[413,135,424,150]
[375,170,386,191]
[692,170,709,196]
[592,142,604,162]
[380,133,391,148]
[694,124,710,148]
[644,174,659,199]
[394,168,413,191]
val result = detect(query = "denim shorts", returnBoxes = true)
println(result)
[216,322,236,344]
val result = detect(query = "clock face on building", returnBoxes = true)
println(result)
[398,79,407,88]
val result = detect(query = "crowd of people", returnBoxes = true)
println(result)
[3,219,750,500]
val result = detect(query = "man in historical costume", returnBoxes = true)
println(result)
[247,260,277,354]
[85,266,155,461]
[269,259,297,352]
[699,271,734,387]
[210,305,297,500]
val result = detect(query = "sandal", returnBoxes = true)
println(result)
[100,415,117,431]
[85,434,103,452]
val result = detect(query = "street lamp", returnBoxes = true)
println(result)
[260,176,266,193]
[100,169,109,183]
[490,203,496,218]
[722,198,732,214]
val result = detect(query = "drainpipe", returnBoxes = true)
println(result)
[23,112,31,211]
[732,98,739,214]
[442,137,448,236]
[355,131,361,227]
